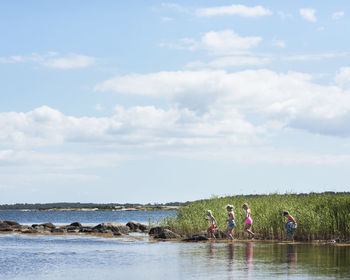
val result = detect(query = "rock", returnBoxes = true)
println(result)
[21,228,38,234]
[67,227,79,233]
[0,219,2,223]
[51,228,65,233]
[154,228,180,239]
[79,227,94,233]
[41,223,55,229]
[0,223,13,231]
[4,220,21,227]
[182,235,209,242]
[149,226,171,236]
[70,222,82,228]
[94,222,130,235]
[214,229,226,239]
[126,221,149,232]
[0,227,13,232]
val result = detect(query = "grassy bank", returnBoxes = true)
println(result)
[163,193,350,241]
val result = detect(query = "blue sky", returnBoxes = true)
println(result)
[1,1,350,203]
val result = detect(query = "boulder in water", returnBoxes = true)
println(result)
[70,222,82,228]
[40,222,55,229]
[126,221,149,232]
[4,220,21,227]
[94,222,130,234]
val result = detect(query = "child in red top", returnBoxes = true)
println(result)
[284,211,297,241]
[205,210,217,240]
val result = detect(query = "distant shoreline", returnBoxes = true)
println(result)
[0,206,180,212]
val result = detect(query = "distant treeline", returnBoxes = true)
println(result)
[0,202,183,210]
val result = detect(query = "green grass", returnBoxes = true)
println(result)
[163,193,350,241]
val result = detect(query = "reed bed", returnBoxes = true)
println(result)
[164,193,350,241]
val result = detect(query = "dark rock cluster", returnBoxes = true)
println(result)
[0,220,149,236]
[0,220,225,242]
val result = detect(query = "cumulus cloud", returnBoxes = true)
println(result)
[300,8,317,22]
[196,4,272,17]
[0,104,258,150]
[96,69,350,137]
[0,52,96,69]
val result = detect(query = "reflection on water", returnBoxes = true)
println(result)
[0,233,349,280]
[287,244,296,273]
[245,242,253,279]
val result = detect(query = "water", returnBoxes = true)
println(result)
[0,211,349,280]
[0,210,176,225]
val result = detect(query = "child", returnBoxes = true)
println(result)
[242,203,255,239]
[204,210,217,239]
[225,204,235,240]
[284,211,297,241]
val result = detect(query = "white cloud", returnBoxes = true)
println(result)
[160,30,262,55]
[42,54,95,69]
[334,67,350,88]
[332,11,344,20]
[161,17,173,22]
[96,69,350,137]
[196,4,272,17]
[272,40,286,48]
[186,56,270,68]
[200,30,262,54]
[0,149,126,171]
[0,52,96,69]
[284,52,350,61]
[300,8,317,22]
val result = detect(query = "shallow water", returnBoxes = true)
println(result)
[0,211,349,279]
[0,209,176,225]
[0,234,349,280]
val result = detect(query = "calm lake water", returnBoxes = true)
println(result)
[0,211,349,280]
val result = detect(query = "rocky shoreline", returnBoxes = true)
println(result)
[0,219,223,241]
[0,219,348,244]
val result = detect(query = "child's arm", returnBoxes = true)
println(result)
[242,210,248,223]
[289,216,296,223]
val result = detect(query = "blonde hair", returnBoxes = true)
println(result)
[226,204,234,210]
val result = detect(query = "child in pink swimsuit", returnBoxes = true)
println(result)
[242,203,255,239]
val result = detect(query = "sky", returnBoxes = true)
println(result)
[1,0,350,204]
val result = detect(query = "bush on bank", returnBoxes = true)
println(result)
[163,193,350,241]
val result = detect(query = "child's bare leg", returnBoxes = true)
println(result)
[244,224,254,238]
[226,227,233,240]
